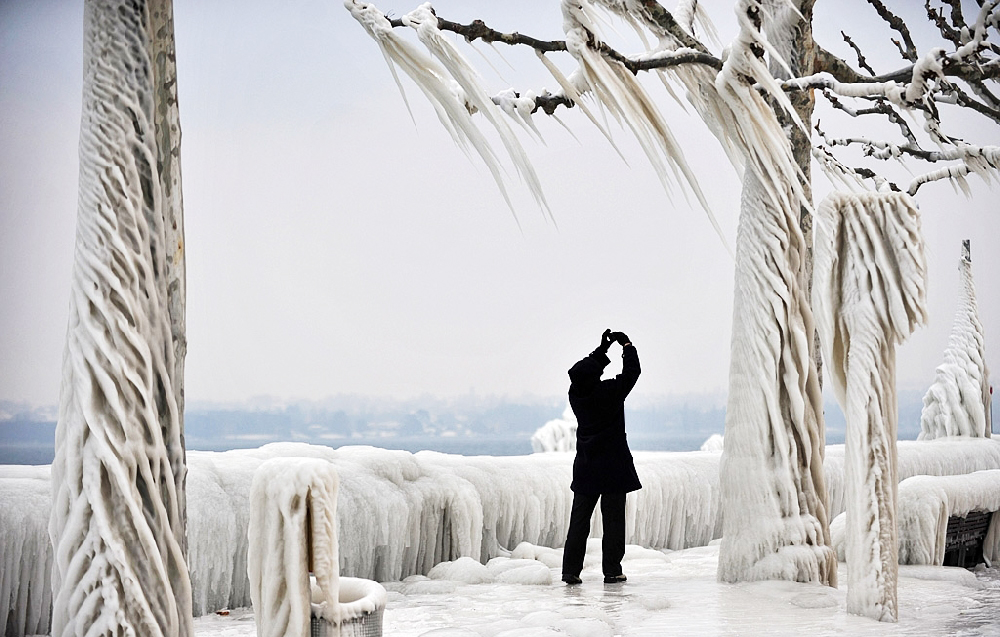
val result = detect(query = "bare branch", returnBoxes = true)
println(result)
[926,1,963,47]
[942,0,968,32]
[387,15,567,53]
[387,12,722,75]
[841,31,877,76]
[866,0,918,61]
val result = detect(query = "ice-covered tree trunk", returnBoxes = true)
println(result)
[761,0,821,383]
[717,168,836,585]
[919,241,991,440]
[814,191,927,623]
[48,1,193,635]
[715,0,835,587]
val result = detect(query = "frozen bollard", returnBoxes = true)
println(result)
[311,577,387,637]
[248,457,385,637]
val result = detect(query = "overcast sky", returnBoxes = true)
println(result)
[1,0,997,409]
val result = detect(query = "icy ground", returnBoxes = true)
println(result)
[193,541,1000,636]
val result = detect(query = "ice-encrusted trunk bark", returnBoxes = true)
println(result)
[717,168,836,585]
[48,1,193,635]
[919,241,991,440]
[814,191,927,623]
[150,0,189,550]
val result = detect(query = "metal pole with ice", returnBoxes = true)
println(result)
[248,457,385,637]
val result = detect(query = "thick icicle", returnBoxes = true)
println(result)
[919,242,992,440]
[558,0,731,253]
[345,1,549,222]
[48,1,194,636]
[813,190,928,622]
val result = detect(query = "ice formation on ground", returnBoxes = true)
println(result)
[194,540,1000,637]
[919,245,992,440]
[248,458,340,636]
[814,191,928,622]
[47,2,193,636]
[6,440,1000,634]
[530,405,577,453]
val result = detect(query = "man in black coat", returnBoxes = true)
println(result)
[562,329,642,585]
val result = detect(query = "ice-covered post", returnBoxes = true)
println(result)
[918,240,991,440]
[813,191,927,622]
[48,1,193,635]
[249,458,340,637]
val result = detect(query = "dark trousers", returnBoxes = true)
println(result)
[561,491,626,578]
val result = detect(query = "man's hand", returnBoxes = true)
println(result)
[598,328,613,353]
[612,332,631,346]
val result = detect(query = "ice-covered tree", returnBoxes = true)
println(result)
[346,0,1000,585]
[813,191,927,621]
[48,0,192,635]
[919,240,992,440]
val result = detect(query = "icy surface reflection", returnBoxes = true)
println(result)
[194,543,1000,636]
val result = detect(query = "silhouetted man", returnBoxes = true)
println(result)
[562,329,641,585]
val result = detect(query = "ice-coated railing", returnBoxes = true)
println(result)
[2,438,1000,635]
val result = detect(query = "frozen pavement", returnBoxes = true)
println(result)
[193,541,1000,636]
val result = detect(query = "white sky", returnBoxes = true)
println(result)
[0,0,997,407]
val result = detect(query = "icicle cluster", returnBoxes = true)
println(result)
[919,248,992,440]
[551,1,728,246]
[813,190,927,623]
[48,2,193,636]
[248,458,340,636]
[344,0,549,221]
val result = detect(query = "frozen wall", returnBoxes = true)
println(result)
[47,2,193,637]
[0,466,51,636]
[814,191,927,622]
[919,245,992,440]
[4,440,1000,634]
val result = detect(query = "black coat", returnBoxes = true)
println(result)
[567,344,642,495]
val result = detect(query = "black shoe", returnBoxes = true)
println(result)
[562,575,582,585]
[604,574,627,583]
